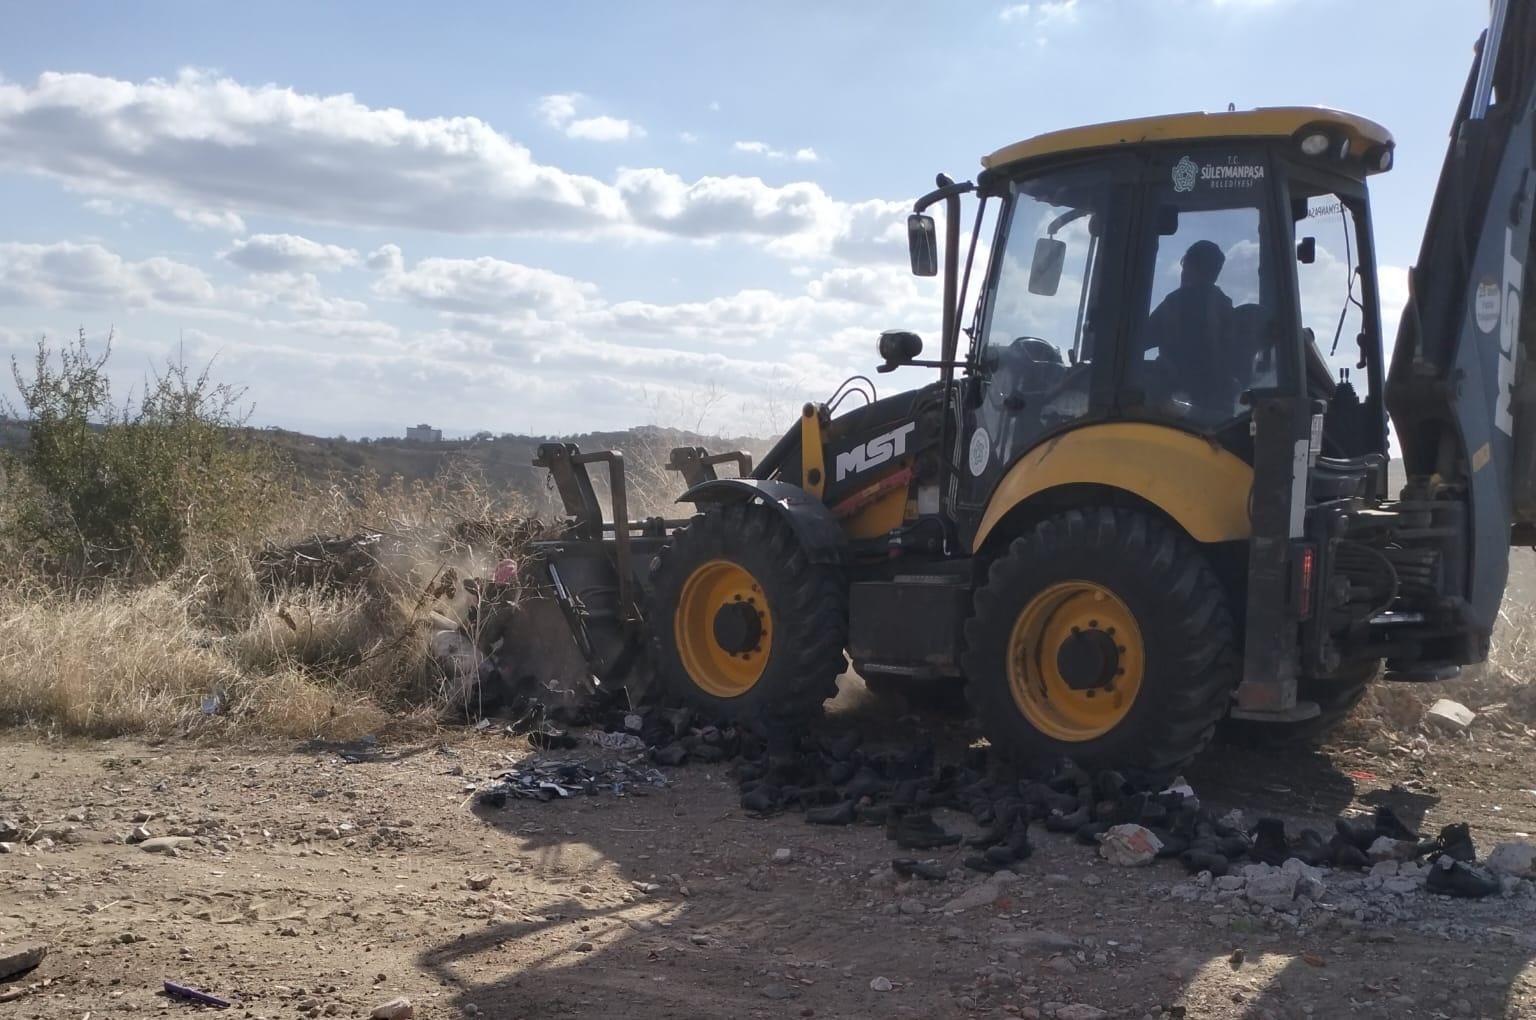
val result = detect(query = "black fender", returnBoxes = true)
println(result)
[678,478,843,564]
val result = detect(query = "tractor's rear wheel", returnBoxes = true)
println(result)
[962,507,1239,774]
[648,502,846,721]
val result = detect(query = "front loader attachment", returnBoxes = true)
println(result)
[525,442,752,693]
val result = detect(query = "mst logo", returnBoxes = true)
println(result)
[835,422,916,482]
[1496,223,1524,437]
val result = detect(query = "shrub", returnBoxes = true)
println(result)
[3,331,285,579]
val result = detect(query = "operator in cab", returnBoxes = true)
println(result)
[1144,240,1233,375]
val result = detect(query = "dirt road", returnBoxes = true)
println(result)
[3,683,1536,1019]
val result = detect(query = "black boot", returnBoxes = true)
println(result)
[1045,805,1090,833]
[1425,856,1500,898]
[887,810,962,850]
[1181,849,1230,877]
[741,785,781,815]
[892,858,948,882]
[1329,834,1370,869]
[1292,829,1333,868]
[1433,822,1477,863]
[805,800,857,825]
[1373,805,1420,841]
[1248,818,1289,866]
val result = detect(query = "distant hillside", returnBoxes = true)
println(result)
[0,418,774,505]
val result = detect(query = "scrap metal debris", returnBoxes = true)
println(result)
[477,755,669,806]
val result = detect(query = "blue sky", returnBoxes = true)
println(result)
[0,0,1490,437]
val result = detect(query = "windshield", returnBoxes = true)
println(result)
[986,175,1108,365]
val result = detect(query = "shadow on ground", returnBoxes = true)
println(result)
[415,676,1531,1019]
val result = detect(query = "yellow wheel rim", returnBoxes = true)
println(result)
[674,559,774,698]
[1006,580,1145,742]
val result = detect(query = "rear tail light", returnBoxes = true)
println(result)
[1297,545,1316,620]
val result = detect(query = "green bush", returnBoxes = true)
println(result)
[3,331,285,579]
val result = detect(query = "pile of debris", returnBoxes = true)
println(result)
[477,756,669,805]
[516,703,1529,901]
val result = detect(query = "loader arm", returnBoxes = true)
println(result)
[1386,0,1536,643]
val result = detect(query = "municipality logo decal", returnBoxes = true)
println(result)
[1172,156,1198,193]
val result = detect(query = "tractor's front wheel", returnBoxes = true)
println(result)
[962,507,1239,774]
[648,502,846,722]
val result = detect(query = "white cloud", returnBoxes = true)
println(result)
[224,233,360,274]
[998,3,1031,20]
[0,241,216,310]
[366,243,403,272]
[83,197,128,216]
[373,255,597,315]
[536,92,646,142]
[734,140,819,162]
[679,131,699,144]
[173,208,246,233]
[0,70,889,256]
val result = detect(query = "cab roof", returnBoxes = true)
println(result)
[982,107,1394,171]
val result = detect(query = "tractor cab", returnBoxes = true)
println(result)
[896,109,1397,548]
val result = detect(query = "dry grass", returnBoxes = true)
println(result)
[0,468,533,742]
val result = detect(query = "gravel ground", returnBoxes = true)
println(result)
[2,678,1536,1019]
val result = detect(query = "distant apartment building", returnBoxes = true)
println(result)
[405,423,442,443]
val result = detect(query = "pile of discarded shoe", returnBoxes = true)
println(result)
[537,707,1508,898]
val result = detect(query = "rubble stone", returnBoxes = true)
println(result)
[1486,842,1536,877]
[370,998,413,1020]
[1425,699,1476,733]
[0,943,47,981]
[1245,871,1299,909]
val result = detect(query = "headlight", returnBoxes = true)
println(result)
[1299,132,1331,157]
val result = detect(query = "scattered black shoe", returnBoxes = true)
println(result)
[1045,806,1091,833]
[650,743,689,766]
[844,767,888,803]
[887,810,963,850]
[805,800,857,825]
[1151,831,1189,859]
[1249,817,1290,866]
[1433,822,1477,863]
[1373,805,1420,842]
[1292,829,1333,868]
[1075,822,1111,846]
[1425,856,1500,898]
[528,726,579,751]
[1181,849,1230,877]
[1214,833,1252,860]
[892,858,948,882]
[1335,816,1377,852]
[964,853,1005,874]
[857,803,892,825]
[740,785,781,815]
[1329,834,1370,869]
[690,743,726,764]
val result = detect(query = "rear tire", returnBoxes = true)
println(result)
[648,502,846,722]
[962,507,1239,774]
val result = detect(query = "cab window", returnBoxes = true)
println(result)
[980,165,1113,426]
[1128,149,1282,429]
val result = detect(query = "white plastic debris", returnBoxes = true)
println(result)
[1096,824,1163,866]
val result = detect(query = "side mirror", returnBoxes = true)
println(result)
[1028,238,1066,296]
[878,330,923,372]
[907,214,938,277]
[1296,236,1316,264]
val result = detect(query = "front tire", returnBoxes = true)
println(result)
[962,507,1239,774]
[649,502,846,722]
